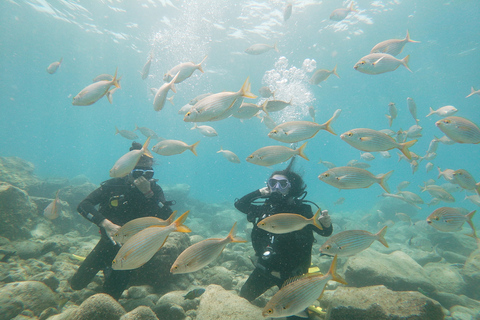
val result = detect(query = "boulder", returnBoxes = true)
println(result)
[0,281,57,317]
[70,293,126,320]
[343,250,436,292]
[151,302,186,320]
[0,157,41,191]
[319,285,445,320]
[196,284,264,320]
[200,266,234,290]
[156,291,198,312]
[120,306,158,320]
[423,262,467,295]
[461,249,480,300]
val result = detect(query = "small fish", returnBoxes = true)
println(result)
[329,1,357,21]
[426,105,458,118]
[141,54,153,80]
[268,111,339,143]
[153,72,179,112]
[191,123,218,137]
[426,162,434,173]
[258,86,274,98]
[134,124,159,140]
[262,255,346,318]
[73,68,120,106]
[411,159,419,174]
[308,106,316,122]
[340,128,417,160]
[283,3,293,22]
[435,116,480,144]
[396,181,410,191]
[466,86,480,98]
[397,190,424,204]
[465,194,480,207]
[109,137,153,178]
[406,124,422,139]
[427,139,439,154]
[334,197,345,205]
[152,140,199,156]
[115,126,139,140]
[407,97,419,123]
[217,147,240,163]
[395,212,412,225]
[388,102,398,119]
[47,57,63,74]
[43,190,60,220]
[453,169,477,190]
[379,151,391,158]
[421,184,455,203]
[257,209,323,234]
[183,288,205,300]
[113,212,176,245]
[318,158,336,169]
[437,167,456,183]
[171,222,246,274]
[426,207,476,234]
[346,159,370,169]
[112,211,191,270]
[320,226,388,257]
[360,152,375,161]
[261,114,277,130]
[246,142,308,167]
[92,74,114,82]
[318,166,393,193]
[434,135,455,145]
[354,53,411,75]
[262,99,292,114]
[245,43,279,55]
[370,31,420,56]
[232,102,262,119]
[408,236,433,252]
[310,65,339,86]
[163,55,207,83]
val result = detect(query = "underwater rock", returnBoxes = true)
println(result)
[428,291,480,312]
[120,306,159,320]
[121,298,155,313]
[461,249,480,300]
[14,240,45,259]
[29,271,60,292]
[196,284,264,320]
[200,266,234,290]
[58,182,97,211]
[319,285,444,320]
[343,249,437,292]
[127,286,154,300]
[428,232,477,257]
[151,302,186,320]
[449,305,480,320]
[0,182,37,240]
[0,281,57,317]
[69,293,126,320]
[0,156,41,191]
[424,262,467,295]
[157,291,199,312]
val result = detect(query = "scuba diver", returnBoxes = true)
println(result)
[234,158,332,319]
[70,141,174,300]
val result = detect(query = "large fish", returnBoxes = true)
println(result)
[152,140,199,156]
[112,211,191,270]
[257,209,323,234]
[340,128,417,160]
[232,102,262,119]
[354,53,411,75]
[320,226,389,257]
[453,169,477,191]
[262,255,346,318]
[170,222,246,274]
[109,137,153,178]
[163,55,207,83]
[426,207,476,235]
[370,31,419,56]
[435,116,480,144]
[246,142,308,167]
[73,68,120,106]
[318,166,393,193]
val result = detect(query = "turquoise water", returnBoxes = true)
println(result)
[1,0,479,226]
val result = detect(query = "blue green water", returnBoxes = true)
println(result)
[1,0,479,225]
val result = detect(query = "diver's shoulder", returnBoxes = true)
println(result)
[100,178,128,188]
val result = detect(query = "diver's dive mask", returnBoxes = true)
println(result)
[267,175,291,195]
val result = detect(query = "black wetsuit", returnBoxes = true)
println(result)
[70,177,173,300]
[235,190,332,315]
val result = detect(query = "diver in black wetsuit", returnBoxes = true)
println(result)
[70,142,174,300]
[235,161,332,319]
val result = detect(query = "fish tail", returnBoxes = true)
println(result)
[240,77,257,99]
[168,95,175,105]
[190,123,198,130]
[227,222,248,243]
[112,67,121,88]
[376,226,389,247]
[261,100,269,116]
[170,72,179,93]
[142,136,154,158]
[115,126,120,135]
[311,208,324,230]
[466,210,477,238]
[332,65,340,78]
[273,41,279,52]
[466,87,476,98]
[328,255,347,285]
[399,139,417,160]
[134,124,139,131]
[296,142,309,161]
[216,146,224,153]
[173,210,191,233]
[426,107,435,117]
[405,30,420,43]
[377,170,394,193]
[197,55,208,73]
[59,57,63,64]
[349,1,357,12]
[401,55,412,73]
[166,210,177,225]
[476,182,480,196]
[190,141,200,156]
[322,112,338,135]
[386,114,392,127]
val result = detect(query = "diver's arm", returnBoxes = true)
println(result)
[77,187,107,226]
[234,190,266,221]
[152,184,174,219]
[301,204,333,237]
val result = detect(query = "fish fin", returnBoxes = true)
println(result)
[197,55,208,73]
[311,208,324,230]
[189,141,200,156]
[190,123,198,130]
[294,311,309,318]
[426,107,435,117]
[240,77,257,99]
[359,136,373,141]
[112,67,121,88]
[332,64,340,78]
[296,142,309,161]
[466,87,476,98]
[466,210,477,237]
[261,100,269,116]
[134,124,139,131]
[115,126,120,135]
[170,72,180,93]
[328,255,347,285]
[405,30,420,43]
[376,226,389,248]
[377,170,394,193]
[321,111,338,135]
[173,210,191,232]
[166,211,177,225]
[372,56,384,66]
[227,222,248,243]
[273,41,279,52]
[142,136,154,158]
[399,139,417,160]
[402,55,412,72]
[167,95,174,105]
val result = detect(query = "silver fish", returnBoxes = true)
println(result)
[435,116,480,144]
[354,53,411,75]
[318,166,393,193]
[370,31,420,56]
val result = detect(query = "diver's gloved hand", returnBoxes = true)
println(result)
[318,210,332,228]
[259,187,271,197]
[134,176,153,198]
[100,219,121,245]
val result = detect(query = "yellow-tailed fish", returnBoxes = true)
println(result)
[420,184,455,203]
[437,167,456,183]
[435,116,480,144]
[320,226,389,257]
[340,128,417,160]
[329,1,356,21]
[153,72,179,112]
[115,126,139,140]
[262,255,346,318]
[134,124,159,139]
[245,43,279,55]
[217,147,240,163]
[354,53,411,75]
[163,55,207,83]
[396,191,424,204]
[109,137,153,178]
[246,142,308,167]
[232,102,262,119]
[466,86,480,98]
[426,207,476,235]
[113,211,177,245]
[73,68,120,106]
[170,222,246,274]
[318,166,393,193]
[43,190,60,220]
[184,77,256,122]
[261,99,292,115]
[257,209,323,234]
[152,139,199,156]
[426,105,457,117]
[310,65,339,86]
[268,109,340,143]
[453,169,477,190]
[370,30,420,56]
[47,57,63,74]
[71,254,86,262]
[190,123,218,137]
[112,210,191,270]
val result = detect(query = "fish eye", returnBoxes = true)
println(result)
[186,112,191,116]
[347,132,353,137]
[325,245,331,250]
[435,217,439,221]
[444,120,451,124]
[267,309,273,314]
[360,61,365,65]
